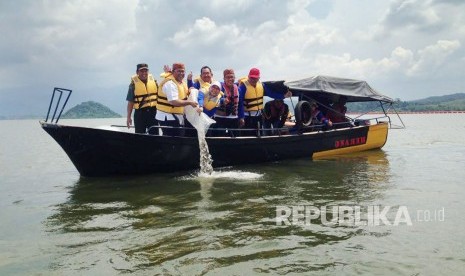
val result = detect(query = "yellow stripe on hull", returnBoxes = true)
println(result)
[313,122,389,158]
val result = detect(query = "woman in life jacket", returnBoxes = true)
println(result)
[309,101,333,129]
[197,81,223,118]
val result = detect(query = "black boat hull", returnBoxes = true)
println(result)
[41,122,388,176]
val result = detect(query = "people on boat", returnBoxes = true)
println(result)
[197,81,223,118]
[263,99,289,135]
[238,68,291,136]
[187,66,215,90]
[327,96,351,128]
[156,63,198,136]
[192,81,222,137]
[214,69,240,136]
[126,63,158,134]
[309,101,333,128]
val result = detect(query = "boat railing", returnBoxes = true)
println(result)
[113,118,379,137]
[383,103,406,129]
[349,101,405,129]
[352,114,389,125]
[143,123,350,137]
[45,87,72,123]
[145,125,281,137]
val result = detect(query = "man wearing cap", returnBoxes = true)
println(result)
[126,63,158,134]
[156,63,198,136]
[238,67,291,136]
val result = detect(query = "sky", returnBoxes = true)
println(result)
[0,0,464,117]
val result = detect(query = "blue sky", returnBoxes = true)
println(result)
[0,0,464,116]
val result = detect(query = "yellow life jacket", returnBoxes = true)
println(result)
[159,72,171,78]
[132,74,158,109]
[157,73,188,114]
[194,77,213,90]
[237,76,248,86]
[201,89,223,111]
[243,80,264,111]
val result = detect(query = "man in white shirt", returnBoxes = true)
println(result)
[156,63,198,136]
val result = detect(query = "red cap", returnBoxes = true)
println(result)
[248,68,260,78]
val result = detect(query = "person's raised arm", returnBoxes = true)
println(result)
[264,84,292,99]
[187,71,193,88]
[237,83,246,127]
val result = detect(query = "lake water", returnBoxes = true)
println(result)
[1,115,465,275]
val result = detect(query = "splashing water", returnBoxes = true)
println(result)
[185,89,216,174]
[179,170,264,181]
[197,170,264,180]
[198,134,214,174]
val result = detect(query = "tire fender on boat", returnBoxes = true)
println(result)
[294,100,312,127]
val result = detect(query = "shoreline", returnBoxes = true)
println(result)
[348,111,465,115]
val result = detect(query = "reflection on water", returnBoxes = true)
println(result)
[45,150,392,274]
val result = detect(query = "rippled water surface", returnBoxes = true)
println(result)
[1,115,465,275]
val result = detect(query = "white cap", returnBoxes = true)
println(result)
[210,81,222,90]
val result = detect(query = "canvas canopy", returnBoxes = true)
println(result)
[264,75,394,103]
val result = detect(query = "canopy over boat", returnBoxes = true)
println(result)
[265,75,394,103]
[40,80,397,176]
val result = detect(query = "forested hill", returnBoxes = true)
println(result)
[397,93,465,111]
[62,101,122,119]
[347,93,465,112]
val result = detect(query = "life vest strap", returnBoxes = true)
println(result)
[245,102,264,109]
[244,97,262,103]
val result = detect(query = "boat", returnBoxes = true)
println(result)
[41,75,401,177]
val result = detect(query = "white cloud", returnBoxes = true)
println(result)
[171,17,238,46]
[378,0,443,36]
[408,40,461,76]
[0,0,465,115]
[206,0,252,11]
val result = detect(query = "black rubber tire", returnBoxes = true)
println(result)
[294,101,312,127]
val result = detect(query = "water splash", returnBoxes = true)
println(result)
[197,123,214,174]
[185,89,215,174]
[181,170,264,181]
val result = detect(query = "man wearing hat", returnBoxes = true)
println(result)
[213,68,240,136]
[156,63,198,136]
[126,63,158,134]
[237,67,291,136]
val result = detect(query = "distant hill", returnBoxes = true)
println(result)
[347,93,465,112]
[62,101,122,119]
[397,93,465,111]
[411,93,465,104]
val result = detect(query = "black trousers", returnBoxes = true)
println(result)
[242,115,262,136]
[214,117,239,137]
[158,117,184,137]
[134,107,157,134]
[263,120,282,136]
